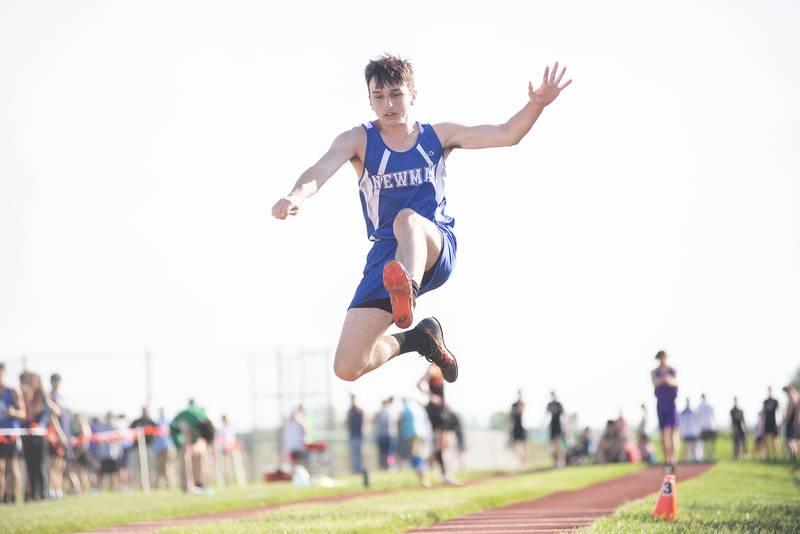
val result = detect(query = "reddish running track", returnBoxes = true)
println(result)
[407,463,712,534]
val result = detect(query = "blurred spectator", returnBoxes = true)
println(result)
[651,350,679,472]
[47,373,72,499]
[218,414,236,485]
[567,426,593,465]
[509,390,527,467]
[783,385,799,460]
[130,407,155,446]
[594,420,624,463]
[730,397,747,459]
[418,365,460,485]
[91,413,119,491]
[679,398,700,461]
[171,400,215,494]
[697,394,717,461]
[763,386,780,459]
[282,405,307,468]
[375,397,398,470]
[346,394,365,475]
[753,409,766,460]
[398,398,416,468]
[151,408,174,489]
[546,392,565,468]
[637,404,656,464]
[71,415,94,493]
[0,362,25,504]
[403,398,431,487]
[451,410,466,472]
[20,372,50,500]
[114,413,133,491]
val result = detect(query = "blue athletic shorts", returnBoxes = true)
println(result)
[349,223,457,309]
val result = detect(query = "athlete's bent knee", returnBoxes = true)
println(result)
[393,208,420,233]
[333,359,362,382]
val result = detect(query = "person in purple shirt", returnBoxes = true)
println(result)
[651,350,679,473]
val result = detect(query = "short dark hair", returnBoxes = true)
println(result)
[655,350,667,360]
[365,54,415,92]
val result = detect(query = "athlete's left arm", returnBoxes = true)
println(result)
[434,62,571,151]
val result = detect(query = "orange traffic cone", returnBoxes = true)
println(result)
[652,474,678,521]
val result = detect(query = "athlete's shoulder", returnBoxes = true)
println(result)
[336,125,367,143]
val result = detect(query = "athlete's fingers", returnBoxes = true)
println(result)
[543,66,549,86]
[558,79,573,91]
[551,62,559,84]
[555,66,566,86]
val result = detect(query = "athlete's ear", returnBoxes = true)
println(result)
[410,89,417,105]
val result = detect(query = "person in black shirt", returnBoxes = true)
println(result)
[509,390,527,467]
[763,386,780,459]
[346,394,365,474]
[547,391,565,468]
[130,406,156,447]
[730,397,747,460]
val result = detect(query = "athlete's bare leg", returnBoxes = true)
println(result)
[334,209,444,382]
[334,309,396,381]
[393,208,443,284]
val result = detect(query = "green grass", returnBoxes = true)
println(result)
[0,469,494,534]
[581,461,800,533]
[156,463,641,533]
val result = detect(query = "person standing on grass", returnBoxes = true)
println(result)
[151,408,175,489]
[651,350,679,473]
[20,372,52,500]
[0,362,25,504]
[509,389,528,467]
[546,392,566,468]
[697,393,717,461]
[730,397,747,460]
[763,386,780,460]
[782,385,799,460]
[375,397,398,470]
[418,364,460,485]
[346,394,366,475]
[679,398,700,462]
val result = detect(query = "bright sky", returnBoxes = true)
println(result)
[1,1,798,432]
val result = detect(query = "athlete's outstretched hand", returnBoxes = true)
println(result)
[529,62,572,107]
[271,195,302,220]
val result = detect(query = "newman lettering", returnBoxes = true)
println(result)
[369,165,435,191]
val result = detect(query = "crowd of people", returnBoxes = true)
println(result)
[3,353,797,502]
[501,352,800,474]
[0,363,245,504]
[334,364,465,488]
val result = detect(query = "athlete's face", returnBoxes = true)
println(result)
[368,79,415,125]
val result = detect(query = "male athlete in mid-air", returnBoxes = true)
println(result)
[272,55,571,383]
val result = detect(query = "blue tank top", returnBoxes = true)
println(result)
[0,387,20,429]
[358,121,454,241]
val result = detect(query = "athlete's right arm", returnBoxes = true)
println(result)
[271,127,362,220]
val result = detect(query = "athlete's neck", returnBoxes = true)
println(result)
[377,119,417,138]
[376,120,418,151]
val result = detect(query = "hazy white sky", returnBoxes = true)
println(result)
[1,0,798,431]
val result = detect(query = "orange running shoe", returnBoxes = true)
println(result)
[383,260,415,329]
